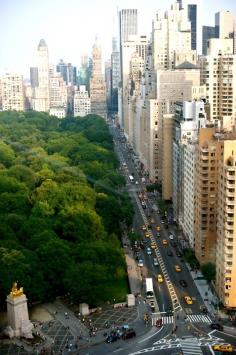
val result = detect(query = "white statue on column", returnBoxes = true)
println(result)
[6,282,33,339]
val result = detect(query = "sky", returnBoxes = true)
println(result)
[1,0,236,78]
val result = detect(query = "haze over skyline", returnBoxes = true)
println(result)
[1,0,236,77]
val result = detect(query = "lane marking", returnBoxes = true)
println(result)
[138,327,164,343]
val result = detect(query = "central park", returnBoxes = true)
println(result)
[0,111,134,308]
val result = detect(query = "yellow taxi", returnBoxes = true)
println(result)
[212,344,234,353]
[151,242,157,249]
[145,232,150,238]
[157,274,164,283]
[175,265,181,272]
[162,239,168,245]
[184,296,193,305]
[156,226,160,231]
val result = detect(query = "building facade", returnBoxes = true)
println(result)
[0,73,24,111]
[90,39,107,119]
[74,85,91,117]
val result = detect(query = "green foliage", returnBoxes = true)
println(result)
[183,248,200,269]
[201,262,216,282]
[0,111,132,306]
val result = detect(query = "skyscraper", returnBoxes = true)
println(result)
[119,9,138,43]
[33,39,50,112]
[188,4,197,50]
[56,60,77,85]
[90,39,107,119]
[215,11,234,39]
[30,67,39,88]
[202,26,216,55]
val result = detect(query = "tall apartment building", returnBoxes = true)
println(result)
[172,101,207,246]
[49,73,67,118]
[90,39,107,119]
[216,138,236,308]
[194,127,236,308]
[200,44,236,126]
[145,65,204,183]
[195,127,222,264]
[33,39,50,112]
[74,85,91,117]
[0,73,24,111]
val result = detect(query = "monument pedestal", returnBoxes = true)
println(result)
[7,293,33,338]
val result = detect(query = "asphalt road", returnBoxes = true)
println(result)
[100,119,236,355]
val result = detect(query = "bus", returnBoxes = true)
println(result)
[129,175,134,183]
[145,278,154,299]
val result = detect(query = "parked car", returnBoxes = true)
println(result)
[176,250,183,257]
[105,333,119,343]
[210,323,224,331]
[122,329,136,340]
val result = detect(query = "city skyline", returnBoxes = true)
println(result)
[1,0,236,77]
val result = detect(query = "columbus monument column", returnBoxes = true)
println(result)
[6,282,33,338]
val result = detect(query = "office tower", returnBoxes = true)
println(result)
[78,55,92,94]
[111,37,120,112]
[105,60,112,111]
[176,0,182,9]
[200,50,236,126]
[215,11,234,39]
[74,85,91,117]
[119,9,138,43]
[49,73,67,118]
[188,4,197,51]
[33,39,50,112]
[0,73,24,111]
[90,39,107,119]
[56,60,77,85]
[172,101,207,245]
[202,26,216,55]
[30,67,39,88]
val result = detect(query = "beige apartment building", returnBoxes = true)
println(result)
[216,138,236,308]
[194,127,236,308]
[0,73,24,111]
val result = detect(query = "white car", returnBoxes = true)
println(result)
[153,258,159,266]
[147,248,152,255]
[169,234,174,240]
[138,259,144,267]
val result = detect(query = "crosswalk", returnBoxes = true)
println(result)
[152,314,212,325]
[179,337,203,355]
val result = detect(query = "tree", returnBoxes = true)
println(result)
[201,262,216,282]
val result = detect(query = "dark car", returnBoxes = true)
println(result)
[202,307,208,314]
[176,251,183,257]
[210,323,224,331]
[167,250,173,256]
[105,333,119,343]
[171,241,177,248]
[179,279,188,287]
[122,329,136,340]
